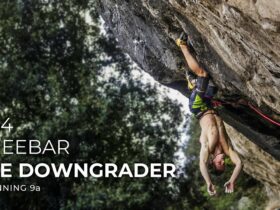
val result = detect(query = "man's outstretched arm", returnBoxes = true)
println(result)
[224,147,242,193]
[199,142,216,196]
[179,45,208,77]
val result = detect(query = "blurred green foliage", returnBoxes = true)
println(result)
[0,0,267,210]
[0,0,183,209]
[175,116,267,210]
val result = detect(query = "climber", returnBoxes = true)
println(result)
[176,33,242,196]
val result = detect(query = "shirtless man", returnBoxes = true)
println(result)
[176,33,242,196]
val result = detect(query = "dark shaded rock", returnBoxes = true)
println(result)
[98,0,280,199]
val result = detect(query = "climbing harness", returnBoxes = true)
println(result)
[175,31,279,126]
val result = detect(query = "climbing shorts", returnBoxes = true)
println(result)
[189,76,212,119]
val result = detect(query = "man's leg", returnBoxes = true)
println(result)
[180,45,207,77]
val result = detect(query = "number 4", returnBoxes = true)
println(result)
[1,118,13,132]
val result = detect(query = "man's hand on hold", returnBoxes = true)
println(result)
[207,183,216,196]
[224,180,234,193]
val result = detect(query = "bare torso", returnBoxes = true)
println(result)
[199,110,230,156]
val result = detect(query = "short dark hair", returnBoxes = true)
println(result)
[209,162,224,177]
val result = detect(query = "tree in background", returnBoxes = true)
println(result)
[0,1,268,210]
[0,1,184,209]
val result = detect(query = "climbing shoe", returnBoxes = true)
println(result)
[176,32,188,47]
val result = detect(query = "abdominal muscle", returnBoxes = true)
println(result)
[199,109,219,153]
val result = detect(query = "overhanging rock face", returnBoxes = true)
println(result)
[225,123,280,200]
[98,0,280,198]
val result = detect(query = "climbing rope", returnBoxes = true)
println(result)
[212,99,280,127]
[247,103,280,127]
